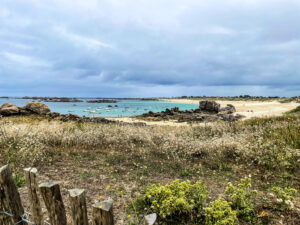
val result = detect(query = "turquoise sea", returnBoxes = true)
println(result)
[0,98,198,117]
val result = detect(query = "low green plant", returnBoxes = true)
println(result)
[13,173,25,187]
[204,197,237,225]
[271,186,298,210]
[225,177,257,222]
[180,170,191,177]
[133,179,209,223]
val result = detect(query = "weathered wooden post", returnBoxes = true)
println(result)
[92,199,114,225]
[0,186,13,225]
[145,213,157,225]
[39,182,67,225]
[68,189,88,225]
[0,165,25,225]
[24,167,43,225]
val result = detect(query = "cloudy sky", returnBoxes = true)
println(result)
[0,0,299,97]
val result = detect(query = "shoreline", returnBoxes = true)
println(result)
[160,98,299,119]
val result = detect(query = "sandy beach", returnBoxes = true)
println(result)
[109,99,299,125]
[161,99,299,119]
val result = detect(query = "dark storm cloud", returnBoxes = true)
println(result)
[0,0,299,97]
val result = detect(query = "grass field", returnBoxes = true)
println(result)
[0,111,299,224]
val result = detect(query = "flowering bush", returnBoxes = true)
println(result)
[225,177,257,221]
[271,186,298,210]
[137,179,209,223]
[204,197,237,225]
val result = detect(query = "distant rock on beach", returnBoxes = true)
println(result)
[199,100,220,113]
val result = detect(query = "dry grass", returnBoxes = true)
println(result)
[0,115,299,224]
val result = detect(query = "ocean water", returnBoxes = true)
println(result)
[0,98,199,117]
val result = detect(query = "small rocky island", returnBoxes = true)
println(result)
[22,97,83,102]
[87,99,118,103]
[137,100,244,122]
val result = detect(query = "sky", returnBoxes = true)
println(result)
[0,0,300,97]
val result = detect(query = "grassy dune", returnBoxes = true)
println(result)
[0,114,299,224]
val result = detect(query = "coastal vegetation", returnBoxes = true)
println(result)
[286,105,300,116]
[0,109,299,224]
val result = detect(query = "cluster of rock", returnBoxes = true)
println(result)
[138,101,244,122]
[0,102,50,116]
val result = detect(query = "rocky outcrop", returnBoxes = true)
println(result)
[219,104,236,114]
[0,103,19,116]
[199,101,220,113]
[24,102,50,115]
[0,102,50,116]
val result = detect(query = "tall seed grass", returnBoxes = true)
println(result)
[0,116,299,176]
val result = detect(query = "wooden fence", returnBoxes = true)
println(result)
[0,165,157,225]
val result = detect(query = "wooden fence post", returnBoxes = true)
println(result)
[145,213,157,225]
[39,182,67,225]
[68,189,88,225]
[24,167,43,225]
[0,165,25,225]
[92,199,114,225]
[0,185,13,225]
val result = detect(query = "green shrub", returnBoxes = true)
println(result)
[271,186,298,211]
[135,179,209,223]
[204,197,237,225]
[13,173,25,187]
[225,177,257,222]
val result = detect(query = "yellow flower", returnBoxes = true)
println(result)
[114,169,118,172]
[125,205,128,208]
[99,196,103,200]
[213,170,216,174]
[120,190,123,195]
[106,185,110,190]
[288,117,291,120]
[128,214,131,218]
[137,193,141,196]
[106,163,110,166]
[157,204,160,208]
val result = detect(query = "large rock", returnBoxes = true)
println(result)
[199,101,220,113]
[0,103,19,116]
[24,102,50,115]
[219,104,236,114]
